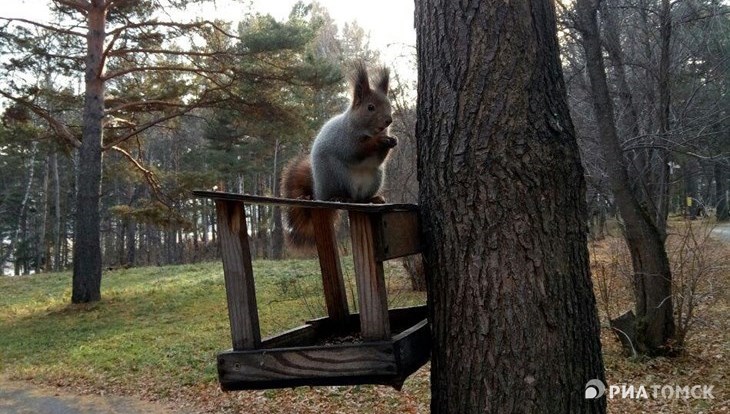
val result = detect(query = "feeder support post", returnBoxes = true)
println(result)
[349,211,391,341]
[215,200,261,350]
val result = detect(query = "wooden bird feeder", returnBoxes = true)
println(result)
[192,191,430,391]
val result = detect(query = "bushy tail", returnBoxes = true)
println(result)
[280,155,337,247]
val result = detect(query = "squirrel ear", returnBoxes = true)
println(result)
[351,61,370,108]
[374,66,390,96]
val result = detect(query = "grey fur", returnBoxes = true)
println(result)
[311,63,393,201]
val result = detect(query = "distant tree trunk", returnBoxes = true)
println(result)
[271,140,284,259]
[576,0,675,356]
[52,153,62,271]
[2,141,38,268]
[653,0,672,232]
[715,162,728,221]
[684,159,700,219]
[701,161,715,207]
[602,0,668,238]
[126,220,136,265]
[73,2,106,303]
[402,255,426,292]
[37,156,50,273]
[416,0,605,412]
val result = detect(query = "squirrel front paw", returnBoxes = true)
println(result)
[368,195,386,204]
[380,136,397,149]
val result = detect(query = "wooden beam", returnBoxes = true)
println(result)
[349,211,391,341]
[374,211,421,261]
[261,324,318,349]
[311,209,349,326]
[193,190,418,213]
[218,342,397,390]
[215,200,261,350]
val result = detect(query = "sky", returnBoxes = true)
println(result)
[1,0,417,82]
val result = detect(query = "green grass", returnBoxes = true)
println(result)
[2,235,728,414]
[0,258,426,401]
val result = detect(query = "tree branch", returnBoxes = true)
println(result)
[107,20,239,39]
[110,145,171,209]
[105,0,136,9]
[105,99,188,114]
[0,90,82,148]
[102,65,230,81]
[0,17,86,37]
[107,48,242,58]
[101,90,230,150]
[53,0,91,13]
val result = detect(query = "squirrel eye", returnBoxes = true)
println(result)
[367,104,375,111]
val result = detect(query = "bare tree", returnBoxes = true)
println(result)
[575,0,676,356]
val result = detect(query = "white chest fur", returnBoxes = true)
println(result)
[349,156,382,200]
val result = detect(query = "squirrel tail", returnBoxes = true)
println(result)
[280,155,338,247]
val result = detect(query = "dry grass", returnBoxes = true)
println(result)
[592,219,729,413]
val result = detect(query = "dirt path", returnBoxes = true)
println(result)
[712,222,730,242]
[0,378,181,414]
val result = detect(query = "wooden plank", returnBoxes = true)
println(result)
[391,319,431,390]
[193,190,418,213]
[311,209,349,326]
[305,305,427,332]
[215,200,261,350]
[374,211,422,261]
[218,343,397,390]
[261,324,319,349]
[261,306,427,350]
[349,211,391,341]
[388,305,428,331]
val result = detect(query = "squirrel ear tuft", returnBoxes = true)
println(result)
[350,60,370,108]
[374,66,390,96]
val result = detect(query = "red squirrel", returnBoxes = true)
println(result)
[280,62,397,245]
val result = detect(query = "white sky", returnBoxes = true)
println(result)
[1,0,417,82]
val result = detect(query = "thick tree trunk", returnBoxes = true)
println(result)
[576,0,675,355]
[416,1,605,412]
[72,2,106,303]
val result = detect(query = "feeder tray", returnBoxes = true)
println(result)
[192,191,429,391]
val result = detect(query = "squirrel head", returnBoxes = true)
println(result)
[349,61,393,137]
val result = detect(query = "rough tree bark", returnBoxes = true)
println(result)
[72,1,106,303]
[576,0,675,355]
[416,1,605,412]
